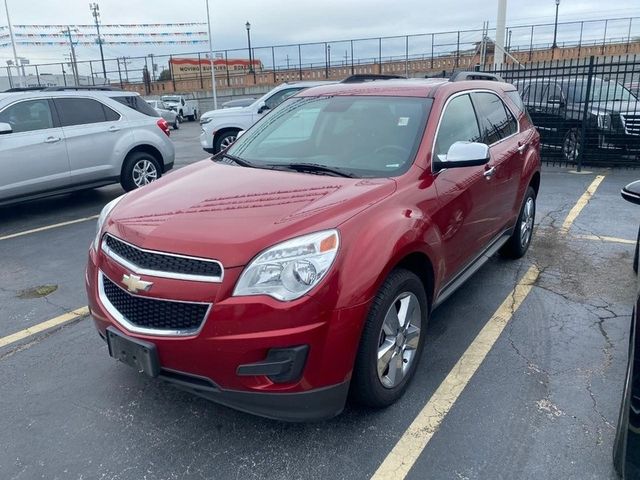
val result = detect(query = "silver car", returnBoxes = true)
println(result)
[146,99,180,130]
[0,87,175,205]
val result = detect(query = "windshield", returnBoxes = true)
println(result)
[226,96,432,178]
[161,96,180,103]
[566,79,637,103]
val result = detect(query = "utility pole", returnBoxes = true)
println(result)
[205,0,218,109]
[493,0,507,69]
[3,0,21,87]
[64,26,79,86]
[89,3,107,79]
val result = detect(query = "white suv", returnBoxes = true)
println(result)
[199,81,335,153]
[0,87,175,205]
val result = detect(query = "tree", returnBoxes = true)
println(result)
[158,69,172,81]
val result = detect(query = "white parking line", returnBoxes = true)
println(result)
[370,265,540,479]
[0,215,99,242]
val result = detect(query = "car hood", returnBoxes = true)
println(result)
[586,100,640,114]
[105,160,396,267]
[201,106,247,119]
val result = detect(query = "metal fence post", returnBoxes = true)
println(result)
[89,61,95,86]
[578,22,584,58]
[324,42,329,78]
[198,52,204,89]
[602,19,608,55]
[577,55,595,172]
[378,37,382,74]
[529,25,534,62]
[117,58,123,88]
[61,63,67,86]
[35,65,41,86]
[350,40,354,75]
[626,18,633,54]
[298,44,303,80]
[431,33,435,69]
[169,55,176,91]
[224,50,231,87]
[455,31,460,68]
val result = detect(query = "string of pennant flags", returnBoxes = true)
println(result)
[5,32,208,38]
[0,23,207,29]
[0,40,209,47]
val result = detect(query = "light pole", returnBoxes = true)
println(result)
[552,0,560,49]
[246,21,256,84]
[3,0,21,87]
[89,3,107,79]
[205,0,218,109]
[63,27,80,86]
[493,0,507,69]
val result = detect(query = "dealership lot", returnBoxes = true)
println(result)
[0,123,638,479]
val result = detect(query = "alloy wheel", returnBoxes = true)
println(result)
[132,159,158,187]
[520,197,535,248]
[220,135,237,150]
[563,128,581,162]
[377,292,422,389]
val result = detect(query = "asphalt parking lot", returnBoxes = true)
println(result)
[0,123,638,480]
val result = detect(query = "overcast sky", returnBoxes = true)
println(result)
[0,0,638,69]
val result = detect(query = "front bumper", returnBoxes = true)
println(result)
[85,247,368,421]
[199,126,214,151]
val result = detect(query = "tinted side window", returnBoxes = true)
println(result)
[523,83,546,104]
[265,88,303,110]
[112,95,159,117]
[472,92,517,144]
[0,99,54,133]
[434,94,481,158]
[545,83,564,103]
[103,105,121,121]
[506,90,533,124]
[55,98,112,127]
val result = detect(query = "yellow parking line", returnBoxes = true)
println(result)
[0,215,99,242]
[574,234,635,245]
[0,307,89,349]
[560,175,605,235]
[370,265,540,480]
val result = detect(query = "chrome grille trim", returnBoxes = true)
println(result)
[101,234,224,283]
[621,114,640,137]
[98,271,212,337]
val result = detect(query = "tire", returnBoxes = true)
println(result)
[634,225,639,274]
[173,116,180,130]
[120,151,162,192]
[351,269,428,408]
[501,186,536,259]
[613,312,635,477]
[562,126,583,164]
[214,130,240,153]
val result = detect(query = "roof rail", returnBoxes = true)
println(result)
[449,71,504,83]
[42,85,122,92]
[341,74,406,84]
[3,87,46,92]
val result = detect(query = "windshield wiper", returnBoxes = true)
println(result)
[274,163,355,178]
[213,152,257,168]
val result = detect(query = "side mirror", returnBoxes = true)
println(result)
[0,122,12,135]
[236,130,246,139]
[622,181,640,205]
[433,142,490,171]
[257,102,270,114]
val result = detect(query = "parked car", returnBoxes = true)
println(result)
[613,180,640,479]
[146,99,180,130]
[0,87,174,205]
[161,94,198,121]
[222,98,256,109]
[86,72,541,421]
[199,81,335,153]
[514,77,640,163]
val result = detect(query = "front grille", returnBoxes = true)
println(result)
[101,274,209,334]
[622,114,640,136]
[103,234,222,280]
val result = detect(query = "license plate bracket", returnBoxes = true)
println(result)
[106,327,160,377]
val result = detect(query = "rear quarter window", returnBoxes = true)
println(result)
[506,90,533,125]
[111,95,159,117]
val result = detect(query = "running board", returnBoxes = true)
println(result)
[433,229,513,309]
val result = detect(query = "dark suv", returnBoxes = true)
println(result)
[515,77,640,162]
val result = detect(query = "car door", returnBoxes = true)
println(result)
[470,91,523,233]
[431,93,499,281]
[522,82,550,142]
[53,97,125,186]
[0,98,70,201]
[539,82,566,145]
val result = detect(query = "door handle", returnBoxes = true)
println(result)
[517,143,528,154]
[484,166,496,179]
[108,126,120,132]
[44,136,61,144]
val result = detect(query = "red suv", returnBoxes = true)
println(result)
[86,72,541,421]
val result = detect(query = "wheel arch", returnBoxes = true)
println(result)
[123,144,165,172]
[393,251,436,311]
[213,127,241,150]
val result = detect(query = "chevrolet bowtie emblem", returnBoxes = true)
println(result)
[121,274,153,294]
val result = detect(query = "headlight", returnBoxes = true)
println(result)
[92,195,124,251]
[591,111,612,130]
[233,230,340,301]
[200,117,212,125]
